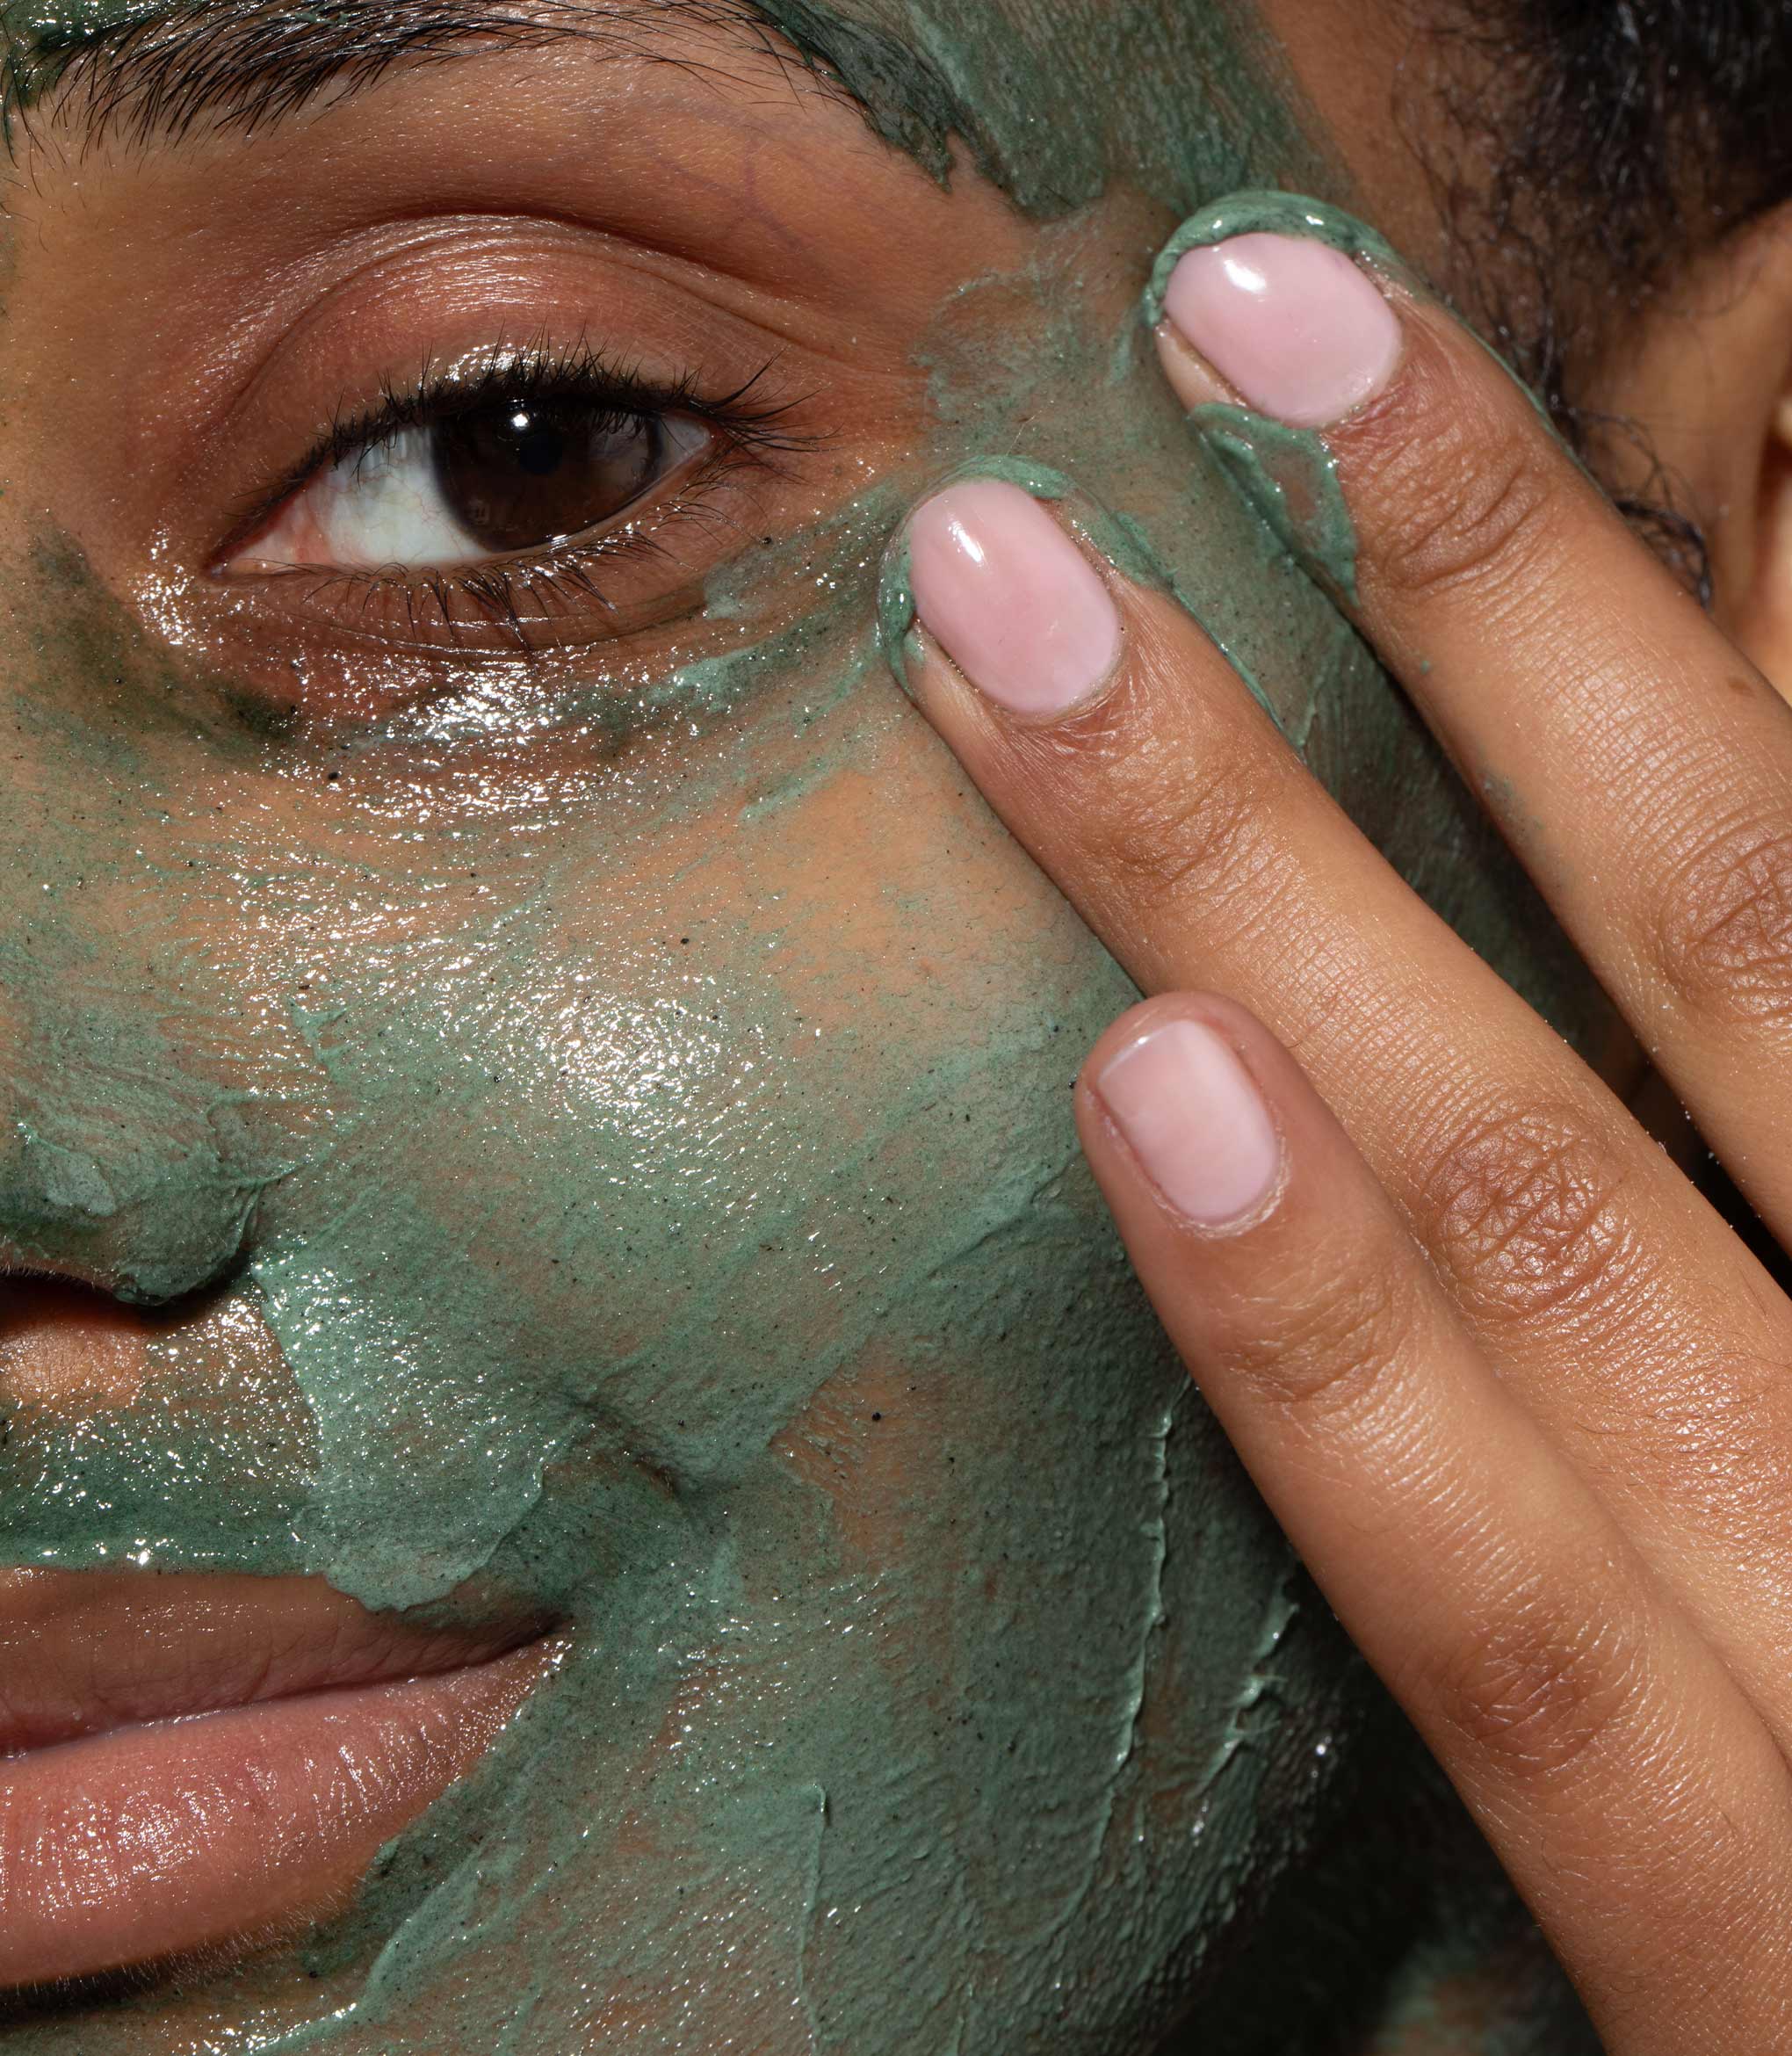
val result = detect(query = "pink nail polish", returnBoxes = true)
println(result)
[1094,1017,1283,1230]
[1162,233,1402,430]
[907,480,1123,720]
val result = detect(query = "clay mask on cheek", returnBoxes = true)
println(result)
[0,6,1610,2053]
[0,509,1362,2056]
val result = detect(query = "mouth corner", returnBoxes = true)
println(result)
[0,1570,567,1999]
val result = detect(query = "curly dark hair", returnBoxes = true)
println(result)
[1502,4,1789,269]
[1433,0,1792,595]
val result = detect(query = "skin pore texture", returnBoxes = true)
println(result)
[0,3,1616,2052]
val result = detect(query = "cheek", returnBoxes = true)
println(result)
[392,677,1124,1456]
[0,394,1356,2043]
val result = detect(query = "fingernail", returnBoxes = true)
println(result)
[1162,232,1402,430]
[1093,1017,1283,1230]
[906,479,1123,719]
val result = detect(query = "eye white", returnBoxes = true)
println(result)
[230,413,713,577]
[237,429,485,573]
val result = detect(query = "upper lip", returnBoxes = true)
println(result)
[0,1567,553,1760]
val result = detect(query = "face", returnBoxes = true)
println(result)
[0,4,1618,2050]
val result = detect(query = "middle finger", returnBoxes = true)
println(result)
[885,470,1792,1720]
[1152,195,1792,1239]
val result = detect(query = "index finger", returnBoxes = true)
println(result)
[1153,194,1792,1235]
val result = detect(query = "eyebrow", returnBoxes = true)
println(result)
[1,0,943,162]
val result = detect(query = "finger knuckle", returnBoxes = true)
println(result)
[1649,813,1792,1029]
[1222,1254,1424,1428]
[1094,741,1288,917]
[1415,1099,1644,1333]
[1366,402,1556,609]
[1432,1577,1644,1785]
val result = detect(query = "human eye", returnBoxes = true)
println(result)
[217,339,807,656]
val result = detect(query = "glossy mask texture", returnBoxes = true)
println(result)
[0,5,1613,2052]
[0,497,1368,2056]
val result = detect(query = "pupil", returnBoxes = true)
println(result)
[432,402,665,555]
[514,418,566,479]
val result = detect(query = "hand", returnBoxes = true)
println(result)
[888,199,1792,2053]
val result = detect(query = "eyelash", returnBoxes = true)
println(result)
[231,337,813,653]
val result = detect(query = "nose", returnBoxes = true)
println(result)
[0,482,307,1307]
[0,1129,278,1305]
[0,1082,285,1306]
[0,913,288,1307]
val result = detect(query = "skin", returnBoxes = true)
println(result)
[0,0,1756,2049]
[899,203,1792,2052]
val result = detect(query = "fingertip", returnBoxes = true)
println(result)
[1078,992,1269,1100]
[1152,317,1230,416]
[894,474,1124,724]
[1078,995,1288,1235]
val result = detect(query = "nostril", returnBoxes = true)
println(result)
[0,1128,279,1308]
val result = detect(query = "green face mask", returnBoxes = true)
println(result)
[0,4,1609,2051]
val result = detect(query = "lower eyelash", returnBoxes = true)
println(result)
[227,337,818,648]
[289,433,779,657]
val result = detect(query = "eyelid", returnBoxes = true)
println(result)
[83,213,872,722]
[198,346,827,668]
[214,341,809,574]
[228,412,717,576]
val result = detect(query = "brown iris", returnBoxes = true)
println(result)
[430,402,669,554]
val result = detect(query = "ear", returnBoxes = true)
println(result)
[1593,203,1792,696]
[1749,372,1792,694]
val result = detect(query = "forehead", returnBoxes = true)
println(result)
[2,0,1324,221]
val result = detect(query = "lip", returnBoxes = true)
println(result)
[0,1568,559,1993]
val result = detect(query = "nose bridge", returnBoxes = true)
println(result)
[0,828,287,1308]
